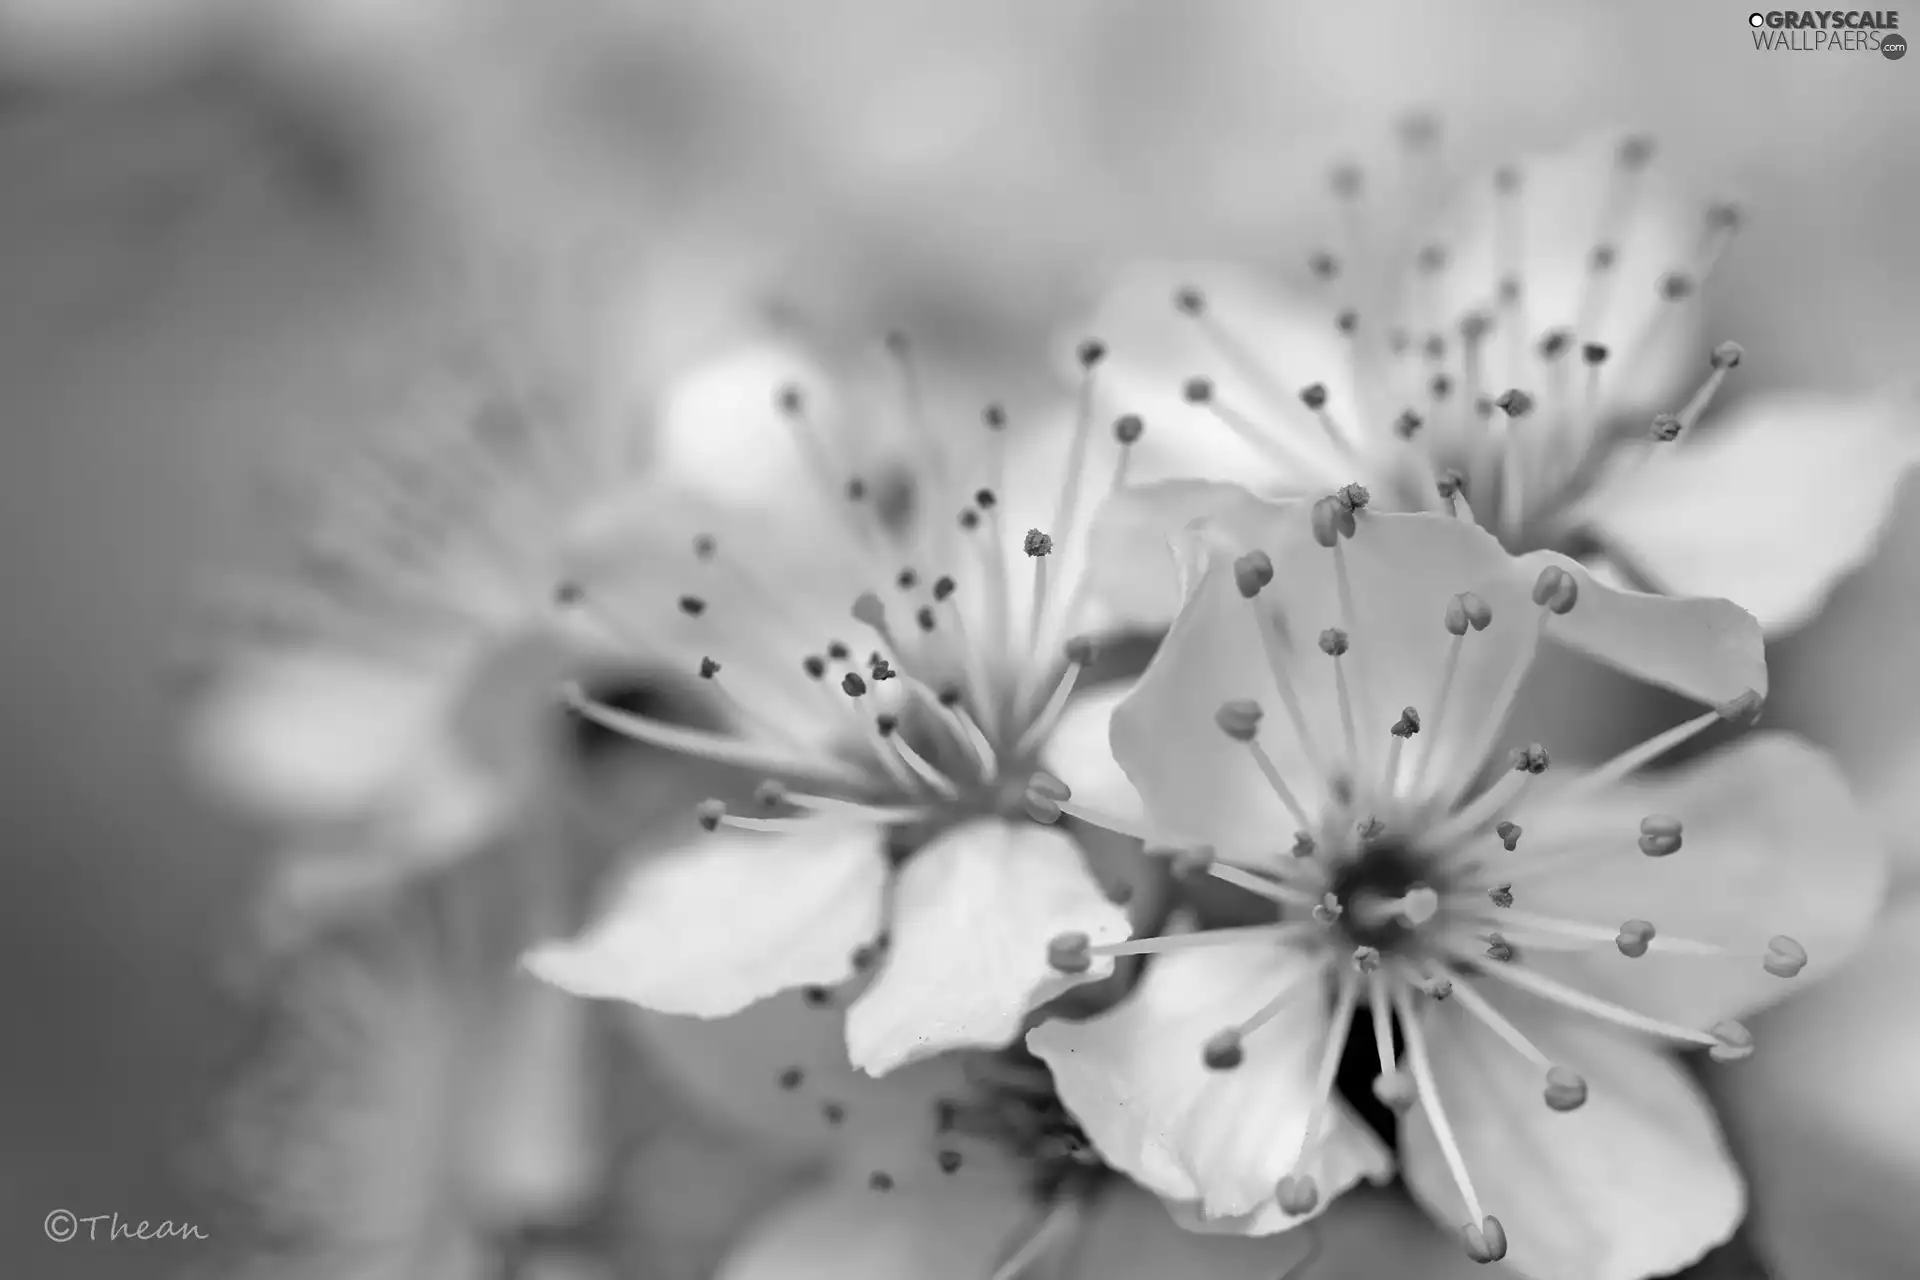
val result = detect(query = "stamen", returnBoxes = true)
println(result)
[1048,341,1106,568]
[1575,135,1656,340]
[1764,935,1809,978]
[1473,909,1723,957]
[885,725,962,800]
[1218,699,1313,828]
[899,674,999,781]
[1409,591,1490,796]
[1085,923,1314,959]
[1245,601,1332,784]
[1203,951,1332,1068]
[1176,289,1354,465]
[561,686,868,786]
[1385,705,1421,793]
[1492,164,1529,380]
[1393,984,1499,1257]
[1461,952,1732,1051]
[1558,692,1761,801]
[1650,341,1743,445]
[1109,413,1145,494]
[1319,628,1362,772]
[1208,861,1322,908]
[1493,389,1535,541]
[1279,970,1361,1211]
[1013,646,1085,758]
[1426,742,1549,848]
[1367,970,1411,1111]
[1445,571,1574,802]
[1024,528,1055,657]
[987,1198,1085,1280]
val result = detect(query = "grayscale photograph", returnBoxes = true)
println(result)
[2,3,1915,1279]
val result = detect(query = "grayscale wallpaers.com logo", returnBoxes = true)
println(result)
[1748,10,1906,57]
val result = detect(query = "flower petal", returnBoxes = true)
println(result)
[1511,733,1887,1027]
[1040,681,1147,829]
[1720,896,1920,1280]
[1030,940,1392,1227]
[525,822,888,1018]
[1401,998,1743,1280]
[846,819,1129,1076]
[716,1178,1028,1280]
[1112,496,1761,849]
[1573,392,1920,633]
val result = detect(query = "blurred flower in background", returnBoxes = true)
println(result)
[4,3,1920,1280]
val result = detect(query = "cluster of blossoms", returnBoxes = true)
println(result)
[191,121,1901,1280]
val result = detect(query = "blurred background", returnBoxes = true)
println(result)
[2,1,1916,1277]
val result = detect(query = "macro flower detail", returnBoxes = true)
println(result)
[1083,125,1920,634]
[526,336,1153,1077]
[1026,489,1886,1280]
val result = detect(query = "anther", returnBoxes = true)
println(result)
[875,713,899,737]
[1430,373,1455,400]
[1202,1029,1245,1071]
[1764,935,1809,978]
[1077,339,1107,368]
[1416,243,1449,273]
[776,384,804,415]
[868,1172,894,1192]
[1394,409,1424,438]
[1493,164,1521,194]
[1318,628,1350,657]
[1616,919,1655,958]
[1717,689,1765,725]
[1182,375,1214,404]
[1300,383,1329,410]
[1638,814,1683,857]
[1530,565,1579,614]
[1352,946,1382,974]
[1711,340,1744,370]
[1424,334,1448,361]
[1463,1216,1508,1264]
[869,657,897,681]
[1459,312,1492,343]
[695,656,721,681]
[1311,496,1356,547]
[754,780,788,809]
[1709,1020,1755,1063]
[778,1067,803,1090]
[1391,707,1422,738]
[678,595,707,617]
[975,488,998,509]
[1024,529,1054,557]
[937,684,963,707]
[802,655,827,680]
[1706,201,1742,232]
[847,478,869,502]
[1589,244,1618,272]
[1485,934,1515,963]
[958,508,981,530]
[916,606,936,632]
[1174,286,1206,315]
[1048,931,1093,975]
[1113,413,1145,444]
[1649,413,1683,442]
[932,575,956,602]
[981,402,1008,432]
[1308,251,1339,280]
[1436,469,1467,500]
[803,986,833,1008]
[1330,163,1363,198]
[1659,273,1695,302]
[552,580,585,608]
[1292,832,1317,858]
[1312,894,1344,925]
[1581,342,1610,366]
[1234,550,1275,598]
[885,330,910,356]
[841,672,867,698]
[938,1150,963,1174]
[1510,744,1551,774]
[1487,884,1514,909]
[696,799,725,832]
[1373,1071,1416,1112]
[1064,635,1099,665]
[1618,134,1656,168]
[1215,698,1265,741]
[1336,308,1359,335]
[1538,329,1572,359]
[1356,816,1386,841]
[1335,483,1371,512]
[1399,111,1441,150]
[1497,277,1522,305]
[1543,1066,1589,1112]
[828,641,852,660]
[1494,388,1535,418]
[1446,591,1493,635]
[1275,1175,1320,1215]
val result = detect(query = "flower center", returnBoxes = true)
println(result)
[1328,837,1440,952]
